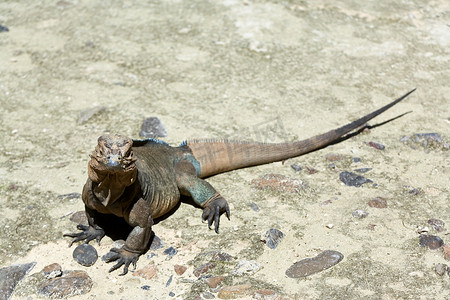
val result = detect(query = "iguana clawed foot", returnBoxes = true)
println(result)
[64,224,105,246]
[202,197,230,233]
[104,247,140,276]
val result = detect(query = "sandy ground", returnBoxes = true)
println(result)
[0,0,449,299]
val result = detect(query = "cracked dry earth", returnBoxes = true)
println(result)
[0,0,449,299]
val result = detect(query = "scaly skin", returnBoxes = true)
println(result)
[65,89,415,275]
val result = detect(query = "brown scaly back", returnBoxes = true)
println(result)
[186,89,416,178]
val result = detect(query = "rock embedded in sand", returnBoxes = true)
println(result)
[133,264,158,280]
[435,263,447,276]
[149,235,164,250]
[352,209,369,219]
[163,246,177,258]
[217,284,252,299]
[37,270,93,298]
[193,262,216,278]
[285,250,344,278]
[419,234,444,250]
[339,171,372,187]
[368,141,385,150]
[204,275,225,288]
[264,228,285,249]
[442,243,450,260]
[0,262,36,300]
[139,117,167,138]
[73,244,98,267]
[427,219,445,232]
[43,263,62,279]
[368,197,387,208]
[174,264,187,275]
[232,260,260,276]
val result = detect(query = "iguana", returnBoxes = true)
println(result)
[65,89,415,275]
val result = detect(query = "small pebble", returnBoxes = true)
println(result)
[139,117,167,138]
[306,166,318,174]
[249,202,260,212]
[368,141,385,150]
[264,228,285,249]
[149,235,164,250]
[163,247,177,258]
[193,262,216,278]
[427,219,445,232]
[354,168,372,173]
[290,163,302,171]
[352,209,368,219]
[254,289,279,299]
[202,291,215,299]
[204,275,225,288]
[73,244,98,267]
[435,263,447,276]
[368,197,387,208]
[133,264,158,280]
[141,285,150,291]
[285,250,344,278]
[232,260,260,276]
[0,25,9,32]
[169,291,175,297]
[325,224,334,229]
[69,211,88,225]
[174,264,187,276]
[326,153,346,162]
[166,275,173,287]
[352,157,362,163]
[442,243,450,260]
[367,224,376,230]
[43,263,62,279]
[419,234,444,250]
[217,284,252,298]
[339,171,373,187]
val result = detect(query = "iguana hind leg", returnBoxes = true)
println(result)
[175,160,230,233]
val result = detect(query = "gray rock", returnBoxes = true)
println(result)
[0,262,36,300]
[265,228,285,249]
[37,270,93,298]
[163,247,177,258]
[73,244,98,267]
[435,263,447,276]
[339,171,373,187]
[149,235,164,250]
[419,234,443,250]
[352,209,368,219]
[285,250,344,278]
[139,117,167,138]
[353,168,372,173]
[249,202,260,212]
[427,219,445,232]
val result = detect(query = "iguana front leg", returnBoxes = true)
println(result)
[175,160,230,233]
[64,206,106,246]
[104,198,153,275]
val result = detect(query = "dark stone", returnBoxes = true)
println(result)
[73,244,98,267]
[368,141,385,150]
[139,117,167,138]
[193,262,216,277]
[290,163,302,172]
[419,234,444,250]
[354,168,372,173]
[352,157,362,163]
[0,262,36,300]
[427,219,445,232]
[264,228,285,249]
[163,247,177,258]
[57,192,81,200]
[249,202,260,212]
[37,270,93,298]
[169,291,175,297]
[0,25,8,32]
[149,235,164,250]
[69,211,88,225]
[141,285,150,290]
[285,250,344,278]
[339,171,372,187]
[166,275,173,287]
[435,264,447,276]
[77,106,105,125]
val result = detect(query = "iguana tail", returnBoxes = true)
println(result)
[186,89,416,178]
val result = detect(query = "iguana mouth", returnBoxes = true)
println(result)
[90,134,137,173]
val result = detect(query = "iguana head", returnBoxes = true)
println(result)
[89,134,137,174]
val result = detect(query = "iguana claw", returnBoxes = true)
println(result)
[64,224,105,246]
[202,197,230,233]
[104,247,140,276]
